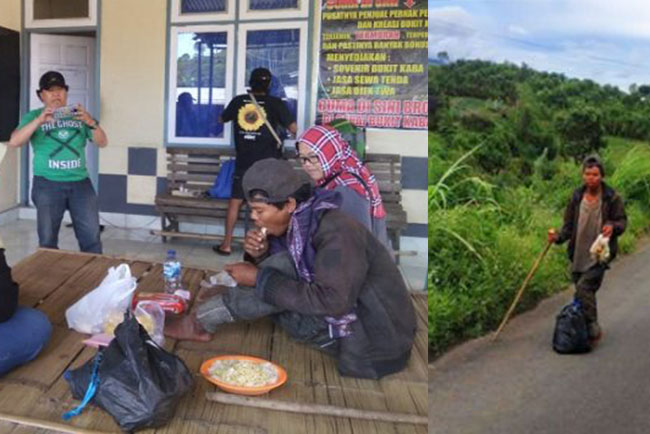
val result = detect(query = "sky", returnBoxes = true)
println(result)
[428,0,650,90]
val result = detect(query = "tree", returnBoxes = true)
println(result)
[555,105,605,162]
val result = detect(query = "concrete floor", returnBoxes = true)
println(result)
[0,219,427,290]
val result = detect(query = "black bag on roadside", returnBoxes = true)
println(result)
[65,313,193,432]
[552,300,591,354]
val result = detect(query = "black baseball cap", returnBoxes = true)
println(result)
[243,158,310,203]
[38,71,69,92]
[249,68,272,91]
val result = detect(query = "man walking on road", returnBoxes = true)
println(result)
[548,155,626,342]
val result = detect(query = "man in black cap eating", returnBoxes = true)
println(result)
[8,71,107,253]
[166,158,416,379]
[213,67,297,256]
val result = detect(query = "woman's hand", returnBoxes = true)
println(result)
[224,262,259,287]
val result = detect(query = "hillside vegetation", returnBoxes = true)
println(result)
[428,59,650,356]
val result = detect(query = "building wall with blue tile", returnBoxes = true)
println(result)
[94,0,427,239]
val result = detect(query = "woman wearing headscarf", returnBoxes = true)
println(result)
[296,124,393,254]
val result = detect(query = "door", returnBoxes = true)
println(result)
[29,33,96,202]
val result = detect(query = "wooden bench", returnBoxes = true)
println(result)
[154,147,246,243]
[154,147,408,253]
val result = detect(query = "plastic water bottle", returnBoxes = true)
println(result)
[163,250,182,294]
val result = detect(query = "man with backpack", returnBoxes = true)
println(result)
[548,155,626,343]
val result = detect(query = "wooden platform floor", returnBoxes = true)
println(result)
[0,249,428,433]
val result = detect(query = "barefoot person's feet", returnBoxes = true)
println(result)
[164,314,212,342]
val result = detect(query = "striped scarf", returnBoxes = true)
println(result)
[298,125,386,219]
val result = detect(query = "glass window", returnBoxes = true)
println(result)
[245,29,300,123]
[240,0,307,19]
[34,0,89,19]
[171,0,234,22]
[26,0,96,28]
[181,0,226,13]
[170,28,233,144]
[249,0,298,10]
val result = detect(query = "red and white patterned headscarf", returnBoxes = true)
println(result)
[298,125,386,219]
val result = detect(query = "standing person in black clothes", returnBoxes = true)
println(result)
[213,68,297,256]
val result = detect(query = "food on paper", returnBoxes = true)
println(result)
[208,359,279,388]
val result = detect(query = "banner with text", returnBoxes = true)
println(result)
[317,0,428,130]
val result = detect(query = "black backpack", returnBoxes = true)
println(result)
[552,300,591,354]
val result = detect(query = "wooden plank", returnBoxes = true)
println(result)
[41,346,120,433]
[1,325,85,388]
[0,384,46,418]
[168,147,236,157]
[310,351,353,434]
[13,250,95,307]
[153,349,270,434]
[166,173,220,183]
[129,261,155,279]
[155,196,230,210]
[156,206,246,220]
[168,163,223,173]
[263,324,325,434]
[37,257,124,326]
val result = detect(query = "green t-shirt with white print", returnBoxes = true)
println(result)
[18,108,92,182]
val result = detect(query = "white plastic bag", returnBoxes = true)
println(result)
[589,234,610,263]
[65,264,137,334]
[206,271,237,287]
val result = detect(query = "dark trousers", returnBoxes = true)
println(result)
[572,263,608,324]
[196,252,335,352]
[31,176,102,254]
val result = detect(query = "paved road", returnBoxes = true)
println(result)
[429,241,650,434]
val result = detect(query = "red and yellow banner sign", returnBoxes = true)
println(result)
[317,0,428,130]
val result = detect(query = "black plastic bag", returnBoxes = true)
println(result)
[65,313,193,432]
[552,301,591,354]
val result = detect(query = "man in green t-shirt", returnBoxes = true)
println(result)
[8,71,108,253]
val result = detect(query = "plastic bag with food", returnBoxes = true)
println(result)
[589,234,610,263]
[65,264,137,334]
[104,301,165,346]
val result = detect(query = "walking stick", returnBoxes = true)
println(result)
[492,240,553,341]
[247,90,284,149]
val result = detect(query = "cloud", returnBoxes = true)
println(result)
[507,25,528,36]
[546,0,650,39]
[429,6,479,58]
[428,1,650,89]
